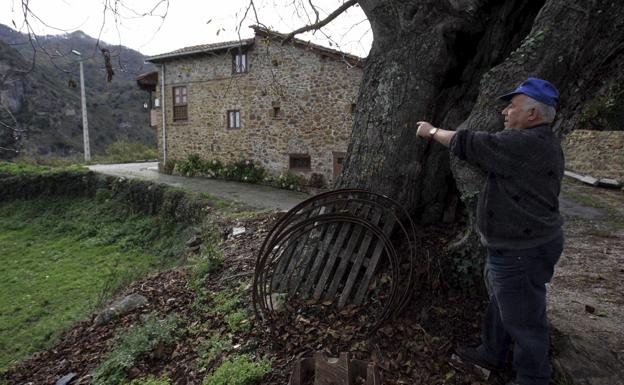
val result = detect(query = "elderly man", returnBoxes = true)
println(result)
[416,77,564,385]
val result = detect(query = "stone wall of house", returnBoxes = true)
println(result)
[562,130,624,181]
[153,36,363,186]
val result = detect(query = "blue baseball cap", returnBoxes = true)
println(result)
[499,77,559,107]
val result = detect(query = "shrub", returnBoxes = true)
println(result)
[211,292,240,314]
[162,159,176,175]
[126,376,172,385]
[203,355,271,385]
[176,154,205,176]
[275,172,301,190]
[222,160,267,183]
[195,332,233,369]
[91,314,181,385]
[225,309,251,332]
[580,85,624,131]
[174,154,303,191]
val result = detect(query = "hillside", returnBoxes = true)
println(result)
[0,24,156,159]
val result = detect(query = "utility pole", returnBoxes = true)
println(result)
[72,49,91,162]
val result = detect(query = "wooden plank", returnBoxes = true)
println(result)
[287,225,327,297]
[281,230,315,294]
[271,240,299,291]
[337,209,385,307]
[598,178,622,188]
[286,201,350,297]
[312,206,370,301]
[288,357,315,385]
[327,208,383,303]
[353,215,396,305]
[271,203,328,291]
[313,352,349,385]
[323,221,366,300]
[564,170,599,186]
[298,222,340,297]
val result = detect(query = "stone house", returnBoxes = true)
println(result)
[139,26,364,186]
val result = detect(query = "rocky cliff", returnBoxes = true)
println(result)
[0,24,155,159]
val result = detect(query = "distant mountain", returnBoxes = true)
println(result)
[0,24,155,159]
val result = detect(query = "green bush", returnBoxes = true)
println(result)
[225,309,251,332]
[580,85,624,131]
[211,292,240,314]
[203,355,271,385]
[174,154,302,190]
[195,333,232,369]
[126,376,172,385]
[91,314,181,385]
[275,172,301,190]
[221,160,267,183]
[176,154,205,176]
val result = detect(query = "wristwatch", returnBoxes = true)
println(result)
[429,127,439,138]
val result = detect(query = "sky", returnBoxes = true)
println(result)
[0,0,373,57]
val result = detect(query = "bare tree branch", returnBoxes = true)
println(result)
[282,0,358,43]
[308,0,320,24]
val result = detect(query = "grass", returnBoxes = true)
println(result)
[0,195,191,371]
[202,355,271,385]
[563,188,604,209]
[0,160,86,176]
[93,140,158,164]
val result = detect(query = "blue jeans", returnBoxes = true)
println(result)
[481,233,564,385]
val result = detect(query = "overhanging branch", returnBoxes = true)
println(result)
[282,0,358,43]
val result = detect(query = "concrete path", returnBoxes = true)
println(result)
[88,162,309,212]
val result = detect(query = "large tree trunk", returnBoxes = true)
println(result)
[336,0,624,281]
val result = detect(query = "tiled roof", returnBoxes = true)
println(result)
[251,25,363,66]
[146,38,255,63]
[146,26,363,66]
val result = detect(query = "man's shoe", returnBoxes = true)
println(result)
[454,345,505,372]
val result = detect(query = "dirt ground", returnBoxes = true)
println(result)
[549,179,624,384]
[1,177,622,385]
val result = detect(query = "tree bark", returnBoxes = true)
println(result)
[336,0,624,280]
[336,0,546,222]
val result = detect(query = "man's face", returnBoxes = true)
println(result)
[501,94,535,129]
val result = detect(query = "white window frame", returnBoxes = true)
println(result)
[227,110,241,129]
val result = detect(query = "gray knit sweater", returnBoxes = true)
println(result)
[449,124,564,250]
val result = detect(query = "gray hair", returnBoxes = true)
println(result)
[523,98,556,123]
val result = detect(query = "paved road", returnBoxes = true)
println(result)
[88,162,309,212]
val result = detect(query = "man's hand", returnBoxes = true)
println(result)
[416,121,436,139]
[415,121,456,148]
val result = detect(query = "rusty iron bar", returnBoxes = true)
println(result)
[252,189,421,334]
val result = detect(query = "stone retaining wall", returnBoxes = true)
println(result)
[562,130,624,181]
[0,172,206,225]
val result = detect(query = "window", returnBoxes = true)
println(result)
[349,103,357,114]
[172,86,188,121]
[227,110,241,129]
[232,51,247,73]
[272,106,282,119]
[289,154,311,170]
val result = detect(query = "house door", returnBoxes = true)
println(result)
[333,152,346,181]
